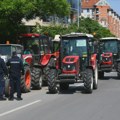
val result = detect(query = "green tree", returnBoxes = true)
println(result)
[78,18,114,38]
[0,0,70,35]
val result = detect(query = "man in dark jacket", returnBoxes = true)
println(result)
[7,52,24,100]
[0,54,8,100]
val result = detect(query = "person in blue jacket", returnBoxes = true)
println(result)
[7,51,24,101]
[0,54,8,100]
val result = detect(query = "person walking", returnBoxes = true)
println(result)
[7,51,24,101]
[0,54,8,101]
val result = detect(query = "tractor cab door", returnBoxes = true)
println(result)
[39,36,52,66]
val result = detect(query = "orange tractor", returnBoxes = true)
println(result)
[18,33,57,89]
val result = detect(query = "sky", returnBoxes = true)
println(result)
[107,0,120,15]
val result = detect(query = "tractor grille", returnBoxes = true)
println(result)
[102,57,112,62]
[62,63,75,71]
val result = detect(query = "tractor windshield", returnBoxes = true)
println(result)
[100,40,118,54]
[18,37,40,54]
[0,45,11,55]
[61,38,87,57]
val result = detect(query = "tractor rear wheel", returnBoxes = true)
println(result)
[48,69,58,93]
[21,66,31,93]
[83,69,93,93]
[31,68,42,90]
[117,62,120,78]
[60,83,69,91]
[93,65,98,89]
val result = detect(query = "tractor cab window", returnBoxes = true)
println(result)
[31,39,39,54]
[0,45,11,55]
[100,40,118,54]
[19,37,40,54]
[62,38,87,57]
[42,38,51,54]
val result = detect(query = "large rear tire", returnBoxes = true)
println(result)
[48,69,58,93]
[21,66,31,93]
[31,68,42,90]
[83,69,93,93]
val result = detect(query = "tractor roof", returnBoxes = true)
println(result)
[52,34,60,42]
[0,44,23,47]
[20,33,40,37]
[100,37,120,41]
[62,32,93,38]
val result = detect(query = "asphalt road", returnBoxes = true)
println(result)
[0,72,120,120]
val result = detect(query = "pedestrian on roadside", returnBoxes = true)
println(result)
[0,54,8,101]
[7,51,24,101]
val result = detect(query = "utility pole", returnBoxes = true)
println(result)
[77,0,80,28]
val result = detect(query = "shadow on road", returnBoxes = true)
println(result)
[99,76,120,81]
[46,85,91,95]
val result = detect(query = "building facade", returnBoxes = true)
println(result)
[81,0,120,38]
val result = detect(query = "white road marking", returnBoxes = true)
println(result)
[0,100,41,117]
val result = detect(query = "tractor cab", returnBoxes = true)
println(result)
[0,44,31,93]
[60,33,95,71]
[0,44,23,62]
[98,37,120,78]
[18,33,52,67]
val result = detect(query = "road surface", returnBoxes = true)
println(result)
[0,72,120,120]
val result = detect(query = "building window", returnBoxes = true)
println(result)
[85,0,89,2]
[96,15,99,20]
[96,8,99,14]
[87,8,89,12]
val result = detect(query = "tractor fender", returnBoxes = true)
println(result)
[41,54,55,66]
[90,54,97,70]
[22,54,33,66]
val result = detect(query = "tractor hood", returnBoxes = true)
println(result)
[62,56,79,64]
[62,56,79,74]
[101,52,112,57]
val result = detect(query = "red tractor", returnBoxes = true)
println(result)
[48,33,98,93]
[18,33,57,89]
[98,37,120,78]
[0,44,31,95]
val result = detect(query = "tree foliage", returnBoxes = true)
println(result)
[0,0,70,36]
[33,17,114,39]
[0,0,70,23]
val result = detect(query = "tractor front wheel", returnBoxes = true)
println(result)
[83,69,93,93]
[48,69,58,93]
[31,68,42,90]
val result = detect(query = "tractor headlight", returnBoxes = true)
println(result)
[62,63,76,71]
